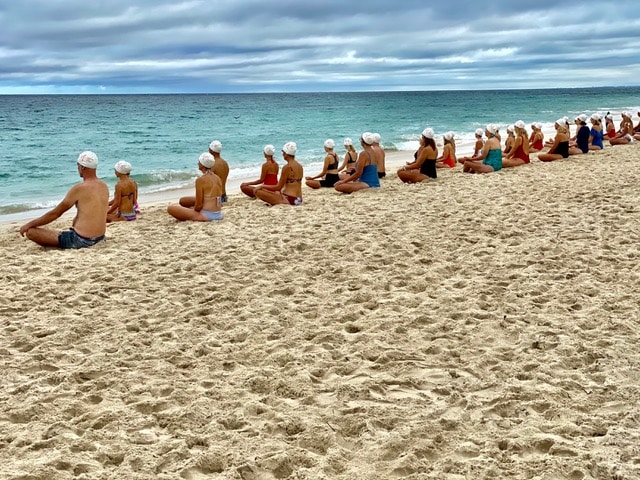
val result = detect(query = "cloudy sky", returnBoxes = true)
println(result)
[1,0,639,94]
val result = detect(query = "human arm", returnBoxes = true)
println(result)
[306,155,331,180]
[473,140,483,156]
[465,141,491,162]
[106,183,122,215]
[133,181,138,207]
[403,147,432,170]
[436,144,452,162]
[337,152,350,172]
[335,152,366,185]
[20,186,78,236]
[242,163,269,187]
[193,178,204,211]
[547,134,560,154]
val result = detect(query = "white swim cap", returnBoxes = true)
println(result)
[475,128,484,137]
[372,133,381,143]
[514,120,526,129]
[324,139,335,149]
[421,128,434,139]
[486,124,499,135]
[590,113,602,121]
[507,125,514,133]
[343,137,353,146]
[77,151,98,169]
[576,114,588,123]
[556,118,568,127]
[199,152,215,168]
[444,131,455,141]
[209,140,222,153]
[282,141,297,156]
[263,144,276,156]
[361,132,375,145]
[114,160,132,174]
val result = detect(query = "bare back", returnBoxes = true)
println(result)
[196,172,223,212]
[71,179,110,238]
[282,160,304,198]
[213,157,229,194]
[115,177,137,214]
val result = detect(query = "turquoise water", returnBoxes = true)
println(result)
[1,87,639,217]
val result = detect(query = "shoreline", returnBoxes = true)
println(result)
[0,119,602,225]
[0,150,413,226]
[0,123,606,227]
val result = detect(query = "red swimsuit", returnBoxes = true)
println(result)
[264,173,278,185]
[511,144,530,164]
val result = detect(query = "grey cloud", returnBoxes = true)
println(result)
[0,0,639,93]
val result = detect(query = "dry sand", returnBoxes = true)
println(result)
[1,145,640,479]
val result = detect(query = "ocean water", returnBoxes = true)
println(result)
[1,87,639,218]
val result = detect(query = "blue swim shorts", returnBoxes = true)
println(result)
[58,228,105,249]
[201,210,223,221]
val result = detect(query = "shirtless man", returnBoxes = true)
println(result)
[208,140,229,202]
[19,151,109,249]
[167,153,223,221]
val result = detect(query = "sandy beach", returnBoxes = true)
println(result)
[2,144,640,479]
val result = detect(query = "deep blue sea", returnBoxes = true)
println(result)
[1,88,639,218]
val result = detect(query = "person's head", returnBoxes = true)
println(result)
[485,124,499,138]
[198,152,215,171]
[575,114,588,126]
[475,128,484,139]
[323,138,335,152]
[77,151,98,178]
[209,140,222,156]
[590,113,602,126]
[443,131,455,146]
[514,120,527,136]
[360,132,375,147]
[420,128,436,149]
[343,137,355,152]
[114,160,132,178]
[282,141,297,161]
[263,144,276,159]
[372,133,381,145]
[555,118,568,133]
[507,125,515,136]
